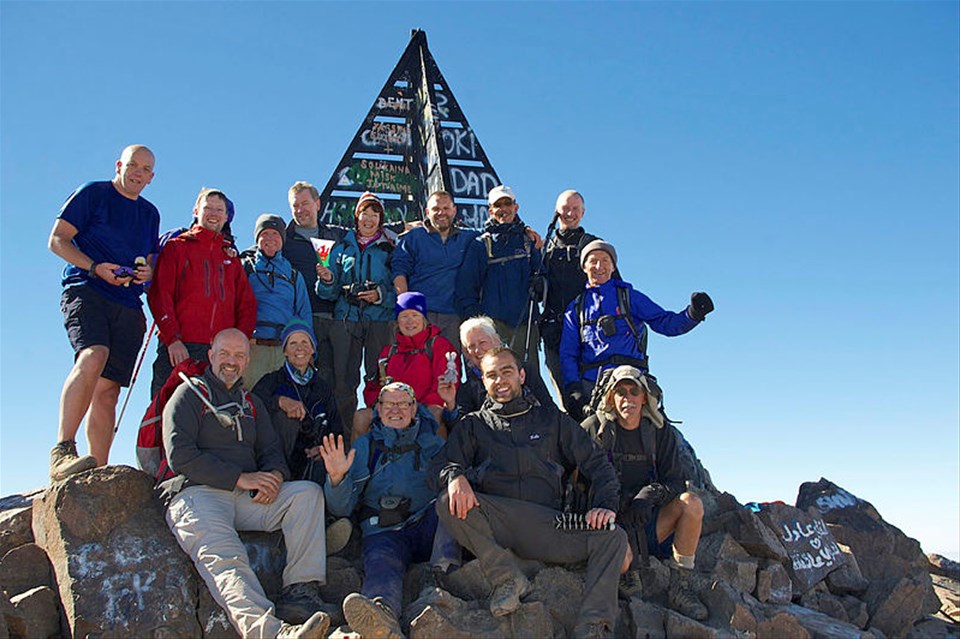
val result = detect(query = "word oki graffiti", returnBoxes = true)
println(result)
[315,30,501,229]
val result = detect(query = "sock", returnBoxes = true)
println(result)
[672,546,695,570]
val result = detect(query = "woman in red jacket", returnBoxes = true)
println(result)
[354,292,459,441]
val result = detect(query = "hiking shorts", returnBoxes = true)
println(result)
[61,285,146,386]
[645,505,676,559]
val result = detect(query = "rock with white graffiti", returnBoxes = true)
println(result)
[757,502,847,593]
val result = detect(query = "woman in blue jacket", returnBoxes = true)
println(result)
[316,192,398,433]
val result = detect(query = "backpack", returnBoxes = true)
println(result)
[574,284,648,376]
[241,251,302,334]
[136,360,257,483]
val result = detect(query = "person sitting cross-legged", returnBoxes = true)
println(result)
[584,365,707,621]
[319,382,452,639]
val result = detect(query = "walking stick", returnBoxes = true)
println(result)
[114,321,156,434]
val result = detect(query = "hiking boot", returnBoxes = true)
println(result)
[325,517,353,555]
[489,573,532,617]
[342,592,403,639]
[668,566,708,621]
[276,610,330,639]
[276,581,325,625]
[49,440,97,482]
[572,621,613,639]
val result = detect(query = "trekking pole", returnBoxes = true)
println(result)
[522,212,559,362]
[114,321,157,434]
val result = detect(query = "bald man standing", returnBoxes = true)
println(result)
[48,144,161,481]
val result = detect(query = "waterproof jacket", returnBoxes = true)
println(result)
[455,362,557,420]
[159,368,288,501]
[585,415,686,513]
[455,217,541,326]
[392,223,480,315]
[240,248,312,341]
[251,364,343,482]
[541,227,601,348]
[315,228,397,322]
[282,219,345,317]
[148,225,257,346]
[559,278,698,386]
[437,395,620,512]
[325,412,444,537]
[361,324,458,408]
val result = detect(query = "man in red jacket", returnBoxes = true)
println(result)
[148,188,257,396]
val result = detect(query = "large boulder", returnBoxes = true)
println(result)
[757,502,846,593]
[797,478,941,637]
[32,466,206,638]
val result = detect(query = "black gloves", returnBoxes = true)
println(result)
[625,483,672,528]
[688,292,714,322]
[564,382,587,421]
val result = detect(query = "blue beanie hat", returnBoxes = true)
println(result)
[395,291,428,318]
[280,320,317,352]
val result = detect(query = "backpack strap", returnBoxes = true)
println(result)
[576,287,649,375]
[483,232,532,266]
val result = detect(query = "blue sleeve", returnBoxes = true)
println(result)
[559,298,582,389]
[323,436,370,517]
[454,238,484,318]
[630,289,698,337]
[57,182,96,229]
[293,272,312,327]
[316,244,345,301]
[391,233,414,278]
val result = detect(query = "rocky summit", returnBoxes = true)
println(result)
[0,467,957,639]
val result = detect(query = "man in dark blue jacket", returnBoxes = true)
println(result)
[559,240,714,419]
[455,186,542,367]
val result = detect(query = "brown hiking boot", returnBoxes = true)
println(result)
[276,610,330,639]
[49,440,97,482]
[668,566,708,621]
[489,573,532,617]
[342,592,403,639]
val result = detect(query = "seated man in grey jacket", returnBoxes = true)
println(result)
[160,328,330,639]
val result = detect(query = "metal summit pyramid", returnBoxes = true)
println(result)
[316,29,500,230]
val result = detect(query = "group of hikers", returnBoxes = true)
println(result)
[48,144,715,639]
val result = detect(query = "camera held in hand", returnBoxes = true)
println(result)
[342,281,378,305]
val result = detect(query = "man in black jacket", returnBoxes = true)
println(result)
[436,346,627,639]
[283,182,345,384]
[585,365,707,620]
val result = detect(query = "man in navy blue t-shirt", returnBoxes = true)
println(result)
[47,144,160,482]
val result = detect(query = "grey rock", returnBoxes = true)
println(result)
[906,616,960,639]
[696,533,751,573]
[928,554,960,581]
[763,602,874,638]
[756,609,813,638]
[529,565,583,635]
[714,556,759,595]
[729,507,789,561]
[826,544,870,596]
[664,609,720,638]
[0,543,53,597]
[756,560,793,604]
[758,502,845,593]
[841,594,870,630]
[0,509,32,559]
[1,590,19,639]
[638,557,672,601]
[628,598,666,639]
[865,576,943,639]
[9,586,59,639]
[406,586,553,638]
[437,559,492,601]
[702,579,759,634]
[32,465,203,638]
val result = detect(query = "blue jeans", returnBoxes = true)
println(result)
[361,508,438,614]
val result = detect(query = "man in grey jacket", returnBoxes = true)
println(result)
[161,328,330,639]
[436,346,627,639]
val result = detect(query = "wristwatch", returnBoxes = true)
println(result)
[88,262,99,279]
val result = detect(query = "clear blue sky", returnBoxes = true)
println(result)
[2,2,957,558]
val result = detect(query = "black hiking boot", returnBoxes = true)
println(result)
[49,440,97,482]
[342,592,403,639]
[668,566,708,621]
[489,573,532,617]
[276,610,331,639]
[276,581,326,625]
